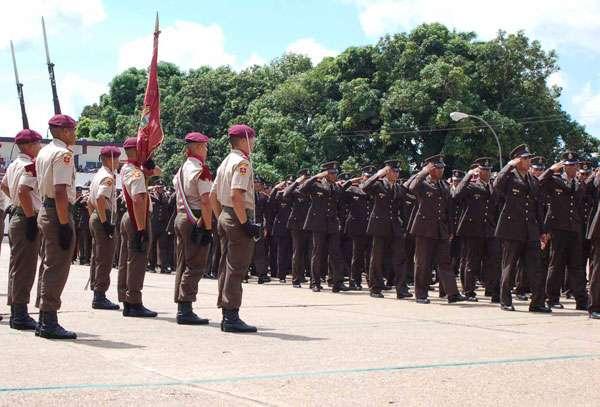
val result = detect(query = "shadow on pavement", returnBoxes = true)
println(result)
[254,331,327,341]
[73,336,145,349]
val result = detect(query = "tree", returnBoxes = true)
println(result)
[79,23,597,183]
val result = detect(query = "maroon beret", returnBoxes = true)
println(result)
[15,129,43,144]
[48,114,76,129]
[100,145,121,157]
[185,132,209,143]
[123,137,138,149]
[228,124,255,139]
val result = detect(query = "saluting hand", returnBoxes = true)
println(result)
[376,167,388,178]
[508,158,521,167]
[549,162,564,172]
[423,162,435,173]
[316,171,329,178]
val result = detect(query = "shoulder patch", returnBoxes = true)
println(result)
[102,177,114,186]
[131,170,143,180]
[62,152,73,165]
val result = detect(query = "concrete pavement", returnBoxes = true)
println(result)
[1,242,599,406]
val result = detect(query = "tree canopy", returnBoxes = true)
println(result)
[78,23,597,184]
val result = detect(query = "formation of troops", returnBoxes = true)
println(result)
[2,114,600,340]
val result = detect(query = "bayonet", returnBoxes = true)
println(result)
[10,40,29,129]
[42,16,61,114]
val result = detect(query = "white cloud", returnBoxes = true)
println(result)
[58,73,107,117]
[572,82,600,130]
[240,53,267,70]
[547,71,567,90]
[118,20,236,71]
[0,0,106,50]
[352,0,600,53]
[286,38,337,64]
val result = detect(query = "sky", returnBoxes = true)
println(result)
[1,0,600,141]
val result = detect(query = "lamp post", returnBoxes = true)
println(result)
[450,111,503,168]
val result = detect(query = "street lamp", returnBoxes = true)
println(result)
[450,111,503,168]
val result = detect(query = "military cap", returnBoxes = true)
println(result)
[297,168,310,177]
[123,137,138,149]
[451,169,465,180]
[48,114,76,129]
[561,151,579,165]
[15,129,42,144]
[384,160,400,170]
[185,132,209,143]
[154,179,165,186]
[530,156,546,170]
[424,154,446,168]
[337,172,349,181]
[469,163,479,170]
[320,161,338,173]
[474,157,493,170]
[76,186,83,192]
[100,145,121,157]
[579,161,593,173]
[509,144,532,159]
[228,124,255,139]
[362,165,375,176]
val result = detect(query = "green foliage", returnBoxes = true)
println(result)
[79,24,597,184]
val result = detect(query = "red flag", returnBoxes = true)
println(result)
[137,13,163,164]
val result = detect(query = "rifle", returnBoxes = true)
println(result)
[10,40,29,129]
[41,16,61,114]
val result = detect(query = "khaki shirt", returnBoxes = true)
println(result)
[120,162,152,212]
[89,165,116,211]
[1,153,41,211]
[35,138,76,203]
[211,149,254,210]
[173,157,212,211]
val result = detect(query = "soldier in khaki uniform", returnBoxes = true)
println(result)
[35,114,78,339]
[172,132,213,325]
[210,124,260,333]
[88,145,121,310]
[118,137,160,318]
[1,129,43,330]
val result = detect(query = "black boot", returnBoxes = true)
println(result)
[92,291,120,310]
[332,282,350,293]
[221,309,257,333]
[124,302,157,318]
[38,311,77,340]
[257,275,271,284]
[10,304,37,331]
[176,302,209,325]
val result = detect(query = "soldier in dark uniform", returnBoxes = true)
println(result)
[494,145,550,313]
[408,156,464,304]
[362,161,410,298]
[251,178,270,281]
[538,152,588,310]
[586,168,600,319]
[299,162,349,292]
[113,190,126,268]
[264,182,279,279]
[148,181,172,274]
[453,158,500,302]
[283,170,312,288]
[336,173,353,283]
[577,161,594,298]
[269,180,292,283]
[340,166,373,290]
[74,187,92,265]
[449,170,465,284]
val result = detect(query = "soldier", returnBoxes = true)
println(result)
[1,129,43,330]
[362,161,410,298]
[453,158,500,302]
[209,124,260,333]
[251,178,270,282]
[118,137,160,318]
[172,132,213,325]
[74,188,92,265]
[148,181,172,274]
[283,169,312,288]
[269,180,292,283]
[538,152,588,310]
[299,162,350,293]
[494,145,550,313]
[449,169,465,282]
[586,168,600,319]
[88,145,121,310]
[35,114,78,339]
[408,155,465,304]
[340,166,373,290]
